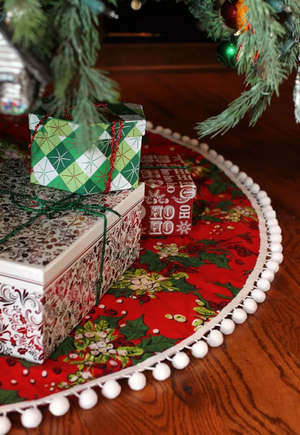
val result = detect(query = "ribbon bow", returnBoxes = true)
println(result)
[0,189,121,304]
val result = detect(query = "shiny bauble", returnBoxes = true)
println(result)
[217,39,238,68]
[221,0,238,29]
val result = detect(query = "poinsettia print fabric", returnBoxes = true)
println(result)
[0,132,260,406]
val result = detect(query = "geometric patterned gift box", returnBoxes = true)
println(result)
[29,102,146,195]
[0,158,145,363]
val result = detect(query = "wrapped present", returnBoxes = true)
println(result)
[0,158,144,363]
[139,154,196,236]
[28,102,146,194]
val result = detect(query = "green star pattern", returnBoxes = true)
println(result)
[29,103,146,195]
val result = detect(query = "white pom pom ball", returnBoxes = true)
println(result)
[153,363,171,381]
[272,252,283,264]
[224,160,233,169]
[269,225,282,235]
[270,233,282,243]
[245,177,254,188]
[155,125,164,132]
[21,408,43,429]
[251,183,260,194]
[172,132,181,139]
[216,155,224,163]
[190,138,199,146]
[79,389,98,409]
[191,341,208,358]
[102,380,121,400]
[206,330,224,347]
[262,205,273,213]
[251,289,266,303]
[208,149,217,158]
[238,171,247,181]
[49,396,70,416]
[232,308,247,324]
[266,260,279,272]
[200,143,209,152]
[0,416,11,435]
[230,165,239,175]
[265,210,276,219]
[261,269,275,282]
[267,218,278,228]
[172,352,190,370]
[260,196,271,206]
[257,278,271,292]
[181,135,190,143]
[220,319,235,335]
[146,121,153,130]
[257,190,267,199]
[270,243,282,253]
[163,128,172,135]
[243,298,258,314]
[128,372,146,391]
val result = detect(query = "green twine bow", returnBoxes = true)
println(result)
[0,189,121,304]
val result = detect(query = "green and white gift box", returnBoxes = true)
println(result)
[29,103,146,195]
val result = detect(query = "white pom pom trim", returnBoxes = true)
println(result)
[1,126,282,431]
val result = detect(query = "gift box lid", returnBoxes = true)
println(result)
[0,159,144,290]
[29,102,146,139]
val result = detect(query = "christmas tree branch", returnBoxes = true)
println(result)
[1,0,47,46]
[188,0,233,41]
[197,0,298,138]
[49,0,119,146]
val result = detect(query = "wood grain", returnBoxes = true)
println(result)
[8,66,300,435]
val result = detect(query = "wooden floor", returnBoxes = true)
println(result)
[11,67,300,434]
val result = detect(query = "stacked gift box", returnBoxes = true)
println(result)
[0,102,146,363]
[0,104,197,364]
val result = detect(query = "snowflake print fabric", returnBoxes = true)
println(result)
[0,132,261,408]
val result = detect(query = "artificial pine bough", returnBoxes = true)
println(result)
[192,0,300,137]
[0,0,299,140]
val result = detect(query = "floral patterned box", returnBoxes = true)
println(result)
[0,159,144,363]
[139,155,197,236]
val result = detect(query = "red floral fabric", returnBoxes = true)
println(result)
[0,132,260,406]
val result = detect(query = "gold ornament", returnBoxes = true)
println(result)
[131,0,142,11]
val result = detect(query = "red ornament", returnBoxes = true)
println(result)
[221,0,238,30]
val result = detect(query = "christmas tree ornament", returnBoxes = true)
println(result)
[217,39,238,68]
[81,0,118,18]
[131,0,142,11]
[293,56,300,123]
[221,0,238,29]
[236,0,249,32]
[0,24,51,115]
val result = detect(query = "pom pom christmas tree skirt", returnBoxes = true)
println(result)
[0,128,280,424]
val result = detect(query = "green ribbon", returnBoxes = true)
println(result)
[0,189,121,305]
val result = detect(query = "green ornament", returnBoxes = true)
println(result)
[217,39,238,68]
